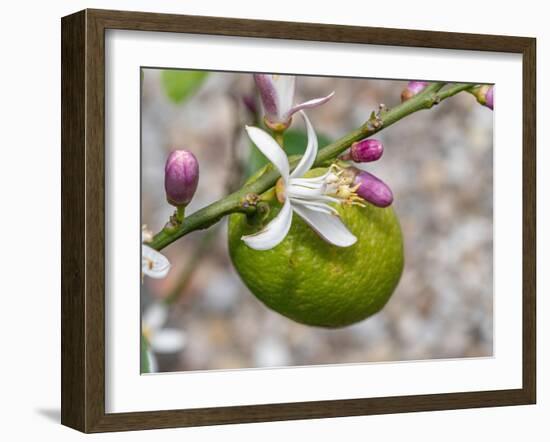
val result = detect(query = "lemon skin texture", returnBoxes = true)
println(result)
[228,171,404,328]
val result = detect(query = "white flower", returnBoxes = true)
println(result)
[142,302,187,357]
[242,111,358,250]
[142,226,171,279]
[254,74,334,130]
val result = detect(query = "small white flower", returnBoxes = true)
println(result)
[254,74,334,130]
[242,111,358,250]
[142,302,187,356]
[142,226,171,279]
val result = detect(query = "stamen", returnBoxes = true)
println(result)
[288,186,324,198]
[289,180,325,190]
[289,190,341,204]
[323,164,366,207]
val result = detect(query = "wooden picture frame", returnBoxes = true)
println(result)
[61,8,536,433]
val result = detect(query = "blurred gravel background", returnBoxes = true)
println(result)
[141,69,493,372]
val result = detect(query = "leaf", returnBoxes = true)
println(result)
[140,332,151,374]
[246,129,333,178]
[161,70,208,104]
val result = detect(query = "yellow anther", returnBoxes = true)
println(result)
[325,165,365,207]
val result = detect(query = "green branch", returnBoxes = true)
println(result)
[149,82,473,251]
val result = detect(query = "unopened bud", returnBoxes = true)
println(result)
[164,150,199,207]
[348,167,393,208]
[342,139,383,163]
[473,85,494,110]
[485,85,494,110]
[401,81,429,102]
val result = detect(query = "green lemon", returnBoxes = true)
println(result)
[228,168,404,328]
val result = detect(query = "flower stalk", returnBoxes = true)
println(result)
[176,206,185,223]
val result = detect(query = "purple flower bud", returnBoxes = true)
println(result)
[253,73,334,131]
[343,139,383,163]
[474,85,494,110]
[254,74,287,129]
[401,81,429,102]
[485,85,494,110]
[349,167,393,208]
[164,150,199,207]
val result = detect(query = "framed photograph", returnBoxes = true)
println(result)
[61,9,536,433]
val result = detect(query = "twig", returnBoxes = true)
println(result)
[149,82,474,251]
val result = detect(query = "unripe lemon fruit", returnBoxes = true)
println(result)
[228,168,404,328]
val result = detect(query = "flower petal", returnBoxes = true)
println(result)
[290,111,318,179]
[285,91,335,120]
[291,198,339,215]
[254,74,279,120]
[288,185,334,201]
[292,204,357,247]
[142,245,171,279]
[290,169,332,185]
[150,329,187,354]
[142,302,169,331]
[242,198,292,250]
[245,126,289,183]
[273,75,296,119]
